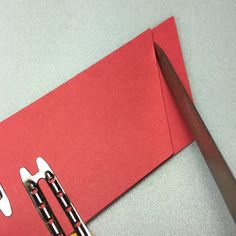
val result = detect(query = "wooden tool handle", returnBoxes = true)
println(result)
[70,233,93,236]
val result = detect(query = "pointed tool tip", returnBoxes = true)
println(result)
[153,43,164,60]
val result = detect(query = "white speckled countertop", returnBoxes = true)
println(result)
[0,1,235,235]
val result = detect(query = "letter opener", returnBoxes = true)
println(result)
[154,43,236,223]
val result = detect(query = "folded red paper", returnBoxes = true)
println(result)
[152,18,193,153]
[0,17,192,235]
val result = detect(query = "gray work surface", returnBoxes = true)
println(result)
[0,1,235,235]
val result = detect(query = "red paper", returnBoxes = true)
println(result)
[152,17,193,153]
[0,17,193,235]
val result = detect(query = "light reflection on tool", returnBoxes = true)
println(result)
[20,157,92,236]
[0,184,12,217]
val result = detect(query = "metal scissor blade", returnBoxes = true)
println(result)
[154,42,236,223]
[0,185,12,217]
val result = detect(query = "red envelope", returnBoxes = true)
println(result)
[0,17,192,235]
[152,18,193,153]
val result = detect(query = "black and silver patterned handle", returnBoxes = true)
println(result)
[25,180,65,236]
[45,171,91,236]
[20,157,92,236]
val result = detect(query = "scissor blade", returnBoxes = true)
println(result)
[154,42,236,223]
